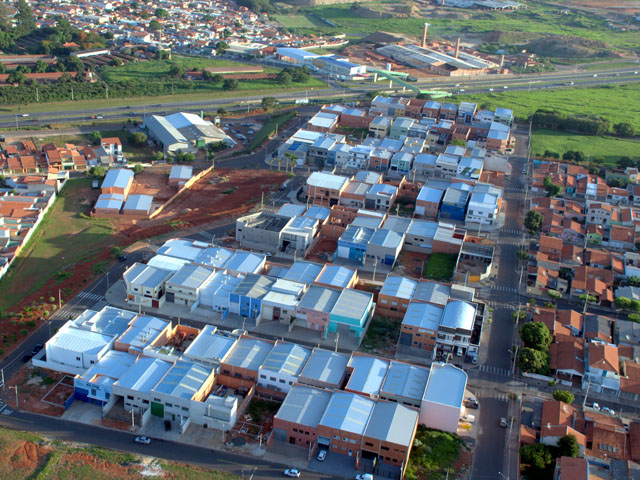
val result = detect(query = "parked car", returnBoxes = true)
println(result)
[355,474,374,480]
[317,449,327,461]
[134,436,151,445]
[31,344,44,355]
[118,255,127,262]
[284,469,301,478]
[465,398,479,409]
[499,417,508,428]
[592,403,601,411]
[601,407,615,415]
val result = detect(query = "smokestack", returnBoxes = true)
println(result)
[455,37,461,59]
[421,23,429,48]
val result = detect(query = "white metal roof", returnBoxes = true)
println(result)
[275,385,331,427]
[423,362,467,408]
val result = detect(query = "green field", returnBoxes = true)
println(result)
[100,55,271,82]
[582,61,640,71]
[0,178,117,311]
[277,2,638,50]
[531,129,640,165]
[458,83,640,131]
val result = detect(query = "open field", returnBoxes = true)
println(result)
[278,2,639,50]
[0,426,238,480]
[100,55,273,82]
[247,111,296,151]
[531,129,640,165]
[582,61,640,71]
[458,83,640,131]
[0,178,116,312]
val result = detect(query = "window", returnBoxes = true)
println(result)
[365,442,374,447]
[279,379,286,384]
[154,398,161,403]
[270,377,276,382]
[260,374,266,379]
[76,357,81,361]
[333,435,339,440]
[381,446,389,451]
[381,299,387,304]
[142,400,149,404]
[181,406,188,412]
[127,396,134,400]
[166,403,172,408]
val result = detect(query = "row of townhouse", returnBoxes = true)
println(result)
[0,138,123,174]
[37,302,470,479]
[123,238,375,340]
[306,170,503,226]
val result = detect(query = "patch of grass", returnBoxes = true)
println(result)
[91,261,111,274]
[285,3,638,50]
[360,316,401,352]
[246,398,280,424]
[247,111,296,151]
[406,426,463,480]
[160,462,240,479]
[424,253,457,281]
[458,83,640,131]
[582,61,640,71]
[0,178,116,311]
[531,129,640,166]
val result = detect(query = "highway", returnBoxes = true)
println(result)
[1,67,639,130]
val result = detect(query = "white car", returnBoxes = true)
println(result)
[503,85,508,89]
[499,417,508,428]
[593,74,598,78]
[488,88,494,92]
[134,436,151,445]
[601,407,615,415]
[284,468,301,478]
[317,449,327,461]
[21,113,29,117]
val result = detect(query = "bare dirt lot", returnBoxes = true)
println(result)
[128,170,175,202]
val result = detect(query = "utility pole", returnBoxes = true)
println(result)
[131,408,135,428]
[58,289,62,309]
[71,85,74,101]
[10,385,18,408]
[36,87,39,103]
[335,331,339,352]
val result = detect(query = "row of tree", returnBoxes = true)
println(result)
[532,109,611,136]
[518,321,552,375]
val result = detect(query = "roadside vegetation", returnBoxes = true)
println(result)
[406,427,467,480]
[247,110,296,152]
[0,178,116,312]
[0,426,238,480]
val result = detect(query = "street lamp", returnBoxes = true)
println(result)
[9,385,18,408]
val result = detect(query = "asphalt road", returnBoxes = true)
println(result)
[0,410,336,480]
[2,66,639,129]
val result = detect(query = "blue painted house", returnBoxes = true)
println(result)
[440,185,470,222]
[229,274,275,320]
[336,225,375,263]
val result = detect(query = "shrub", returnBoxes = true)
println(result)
[19,329,28,336]
[552,390,574,404]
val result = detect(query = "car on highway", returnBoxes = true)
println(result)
[355,474,374,480]
[488,88,494,92]
[635,71,638,75]
[134,436,151,445]
[503,85,508,89]
[21,113,29,117]
[31,344,44,356]
[96,115,103,119]
[284,468,301,478]
[317,449,327,461]
[593,74,597,78]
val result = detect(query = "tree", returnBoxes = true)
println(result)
[613,122,634,137]
[89,131,102,145]
[543,150,560,159]
[276,70,292,86]
[519,444,553,471]
[615,297,633,310]
[451,138,466,147]
[520,321,551,351]
[149,20,162,31]
[552,390,574,404]
[217,107,227,115]
[7,70,26,85]
[15,0,36,36]
[284,152,297,173]
[152,151,164,162]
[222,78,238,91]
[169,63,185,78]
[628,276,640,287]
[89,165,105,177]
[416,92,431,100]
[557,434,580,458]
[261,96,278,111]
[154,8,169,17]
[131,132,147,146]
[203,70,223,83]
[215,41,229,55]
[524,210,543,233]
[618,156,635,169]
[133,163,144,174]
[543,176,563,197]
[519,347,548,373]
[33,60,47,73]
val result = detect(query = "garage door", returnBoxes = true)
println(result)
[151,401,164,417]
[318,436,330,447]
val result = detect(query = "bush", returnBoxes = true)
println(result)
[131,132,147,146]
[552,390,574,404]
[132,163,144,174]
[19,329,28,336]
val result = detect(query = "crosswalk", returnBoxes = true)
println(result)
[504,187,524,193]
[499,228,522,235]
[76,292,104,302]
[484,300,517,310]
[479,364,512,376]
[54,306,78,320]
[0,398,13,416]
[491,285,519,294]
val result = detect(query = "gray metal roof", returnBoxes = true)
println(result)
[183,325,236,363]
[417,186,444,204]
[340,225,375,246]
[167,264,215,290]
[423,362,467,407]
[123,263,172,289]
[113,356,173,393]
[318,391,375,435]
[402,302,443,331]
[364,402,419,447]
[101,169,133,190]
[331,289,373,321]
[380,361,428,401]
[224,336,273,370]
[260,342,311,376]
[381,216,413,234]
[284,261,324,284]
[144,114,188,146]
[368,229,404,249]
[275,385,331,427]
[276,203,307,219]
[297,286,341,313]
[441,301,475,331]
[225,250,265,274]
[232,274,274,299]
[299,348,349,386]
[95,193,124,210]
[315,265,356,288]
[379,276,417,300]
[412,281,451,306]
[194,247,233,269]
[307,172,348,191]
[123,194,153,212]
[169,165,193,180]
[153,360,213,400]
[346,355,389,395]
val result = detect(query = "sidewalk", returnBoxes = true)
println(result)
[105,281,362,352]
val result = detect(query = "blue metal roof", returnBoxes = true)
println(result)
[379,276,417,300]
[101,169,133,190]
[402,302,443,331]
[284,261,324,284]
[368,229,403,249]
[423,362,467,407]
[315,265,356,288]
[441,301,475,331]
[95,193,124,210]
[319,391,375,435]
[346,355,389,395]
[123,194,152,212]
[153,360,213,400]
[339,225,375,246]
[417,186,444,204]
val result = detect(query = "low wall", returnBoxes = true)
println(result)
[149,164,215,220]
